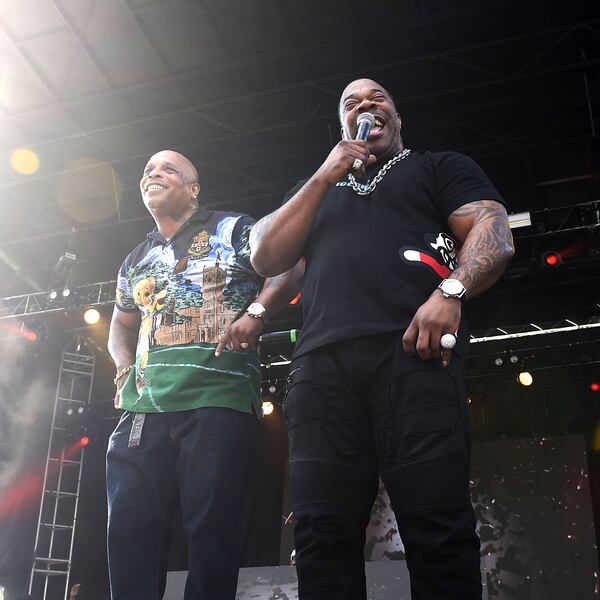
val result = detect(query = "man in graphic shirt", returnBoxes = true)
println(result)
[249,79,514,599]
[107,150,300,600]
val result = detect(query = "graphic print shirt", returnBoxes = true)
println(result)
[115,207,263,414]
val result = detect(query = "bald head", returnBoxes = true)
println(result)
[140,149,201,222]
[338,78,397,124]
[147,150,198,185]
[337,78,403,163]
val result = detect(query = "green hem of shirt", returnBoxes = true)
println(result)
[119,343,261,414]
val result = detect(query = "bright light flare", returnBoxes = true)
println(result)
[10,147,40,175]
[518,371,534,386]
[0,438,86,518]
[542,251,561,267]
[83,308,100,324]
[262,400,274,416]
[0,321,40,342]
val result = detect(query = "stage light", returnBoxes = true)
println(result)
[542,250,561,268]
[10,147,40,175]
[591,383,600,393]
[24,328,39,342]
[268,385,277,394]
[79,435,90,447]
[509,355,519,364]
[49,289,58,301]
[518,371,533,386]
[62,288,71,298]
[494,357,503,366]
[262,400,274,416]
[84,308,100,324]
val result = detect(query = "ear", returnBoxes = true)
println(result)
[190,182,201,200]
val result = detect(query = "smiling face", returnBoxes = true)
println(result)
[339,78,403,164]
[140,150,200,218]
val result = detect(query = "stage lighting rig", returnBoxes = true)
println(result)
[48,251,79,307]
[542,250,561,268]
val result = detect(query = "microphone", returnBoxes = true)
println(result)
[259,329,298,345]
[352,112,375,170]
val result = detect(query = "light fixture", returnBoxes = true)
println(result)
[84,308,100,324]
[494,357,503,366]
[542,250,561,268]
[518,371,534,386]
[262,400,274,416]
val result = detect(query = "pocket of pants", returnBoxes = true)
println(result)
[284,364,365,461]
[387,357,462,462]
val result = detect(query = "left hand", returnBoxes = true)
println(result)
[402,290,462,367]
[215,314,265,356]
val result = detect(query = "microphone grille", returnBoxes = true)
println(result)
[357,112,375,126]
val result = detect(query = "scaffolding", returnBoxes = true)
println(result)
[28,336,96,600]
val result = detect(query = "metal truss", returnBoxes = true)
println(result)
[28,336,95,600]
[0,281,116,321]
[469,316,600,344]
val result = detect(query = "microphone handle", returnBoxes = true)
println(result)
[353,119,373,169]
[259,329,298,345]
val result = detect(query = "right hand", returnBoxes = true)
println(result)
[315,140,377,186]
[114,371,129,409]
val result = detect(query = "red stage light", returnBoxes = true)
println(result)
[543,251,561,267]
[79,436,90,447]
[24,329,39,342]
[591,383,600,393]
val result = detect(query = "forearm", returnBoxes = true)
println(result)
[451,212,514,299]
[108,319,138,369]
[250,175,331,277]
[254,260,304,318]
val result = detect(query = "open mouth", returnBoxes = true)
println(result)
[145,183,167,192]
[369,115,385,138]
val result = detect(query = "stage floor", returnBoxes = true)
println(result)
[165,562,490,599]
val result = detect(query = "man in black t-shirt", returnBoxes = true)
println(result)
[249,79,514,600]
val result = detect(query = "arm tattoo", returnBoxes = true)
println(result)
[264,273,286,288]
[451,200,514,296]
[250,212,278,248]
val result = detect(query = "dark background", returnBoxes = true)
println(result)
[1,0,600,599]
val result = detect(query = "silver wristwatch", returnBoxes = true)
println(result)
[246,302,267,320]
[438,278,466,301]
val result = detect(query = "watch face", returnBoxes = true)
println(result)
[441,279,465,296]
[247,302,265,317]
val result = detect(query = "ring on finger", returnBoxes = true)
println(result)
[352,158,363,171]
[240,342,249,349]
[440,333,457,350]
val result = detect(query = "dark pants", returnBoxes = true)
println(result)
[106,407,259,600]
[285,332,481,600]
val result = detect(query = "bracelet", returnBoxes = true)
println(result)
[114,364,134,386]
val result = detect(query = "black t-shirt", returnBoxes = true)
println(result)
[284,151,505,357]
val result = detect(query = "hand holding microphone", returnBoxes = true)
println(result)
[351,112,375,171]
[314,113,376,186]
